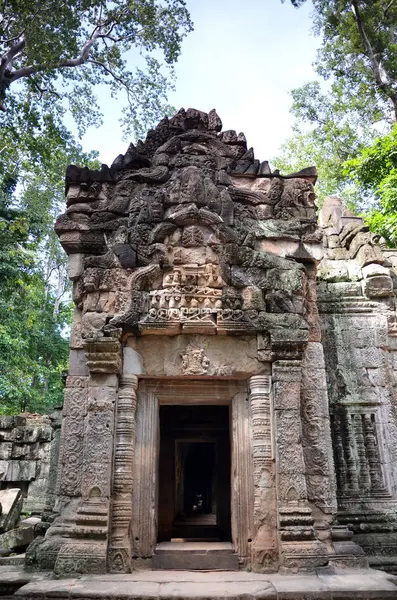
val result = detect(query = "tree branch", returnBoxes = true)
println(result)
[8,32,98,83]
[87,58,132,96]
[0,37,26,80]
[350,0,397,121]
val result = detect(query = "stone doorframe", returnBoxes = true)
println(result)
[106,371,279,573]
[127,376,273,568]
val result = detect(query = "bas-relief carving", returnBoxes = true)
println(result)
[134,335,263,378]
[317,196,397,573]
[35,111,397,576]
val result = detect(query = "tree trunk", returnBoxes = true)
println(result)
[351,0,397,122]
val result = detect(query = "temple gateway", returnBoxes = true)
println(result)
[28,108,397,577]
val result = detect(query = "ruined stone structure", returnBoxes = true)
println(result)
[28,108,397,577]
[0,413,61,516]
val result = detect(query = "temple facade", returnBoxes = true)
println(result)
[27,109,397,577]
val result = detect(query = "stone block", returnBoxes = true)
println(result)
[301,367,327,391]
[54,540,107,576]
[68,253,84,280]
[2,460,36,481]
[0,523,34,551]
[0,442,12,460]
[362,263,390,278]
[363,275,393,297]
[301,342,325,369]
[123,347,144,375]
[301,387,329,418]
[242,286,265,311]
[275,411,302,446]
[273,381,301,410]
[81,312,107,338]
[346,260,363,281]
[277,443,305,474]
[152,542,239,571]
[366,367,389,387]
[68,349,89,376]
[272,363,301,382]
[88,373,119,387]
[69,311,84,350]
[87,385,117,412]
[329,281,362,297]
[318,260,349,283]
[352,347,384,369]
[63,388,87,418]
[0,488,23,532]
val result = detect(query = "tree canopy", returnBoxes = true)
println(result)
[0,1,193,415]
[282,0,397,121]
[0,133,99,415]
[0,0,193,138]
[344,124,397,245]
[276,0,397,244]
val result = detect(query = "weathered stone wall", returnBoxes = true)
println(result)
[318,197,397,572]
[0,413,61,516]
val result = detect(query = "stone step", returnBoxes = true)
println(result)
[152,542,239,571]
[172,524,221,539]
[12,568,397,600]
[0,553,25,566]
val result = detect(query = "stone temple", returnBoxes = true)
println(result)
[26,108,397,578]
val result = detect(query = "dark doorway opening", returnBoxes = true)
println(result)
[158,405,231,542]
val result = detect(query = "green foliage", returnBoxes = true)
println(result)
[272,86,377,211]
[277,0,397,238]
[0,186,70,415]
[0,125,99,415]
[272,82,375,207]
[0,0,193,138]
[0,274,71,415]
[283,0,397,120]
[344,125,397,245]
[0,1,193,415]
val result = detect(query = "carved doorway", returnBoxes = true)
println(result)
[158,405,231,542]
[131,379,252,564]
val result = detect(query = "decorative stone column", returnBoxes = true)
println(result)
[300,343,337,540]
[107,374,138,572]
[249,375,278,571]
[52,337,122,577]
[272,359,328,571]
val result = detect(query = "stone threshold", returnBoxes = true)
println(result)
[10,568,397,600]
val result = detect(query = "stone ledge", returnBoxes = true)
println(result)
[11,568,397,600]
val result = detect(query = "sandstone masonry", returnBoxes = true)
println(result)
[26,108,397,577]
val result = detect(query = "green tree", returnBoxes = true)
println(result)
[344,125,397,245]
[0,0,193,138]
[272,82,375,207]
[282,0,397,121]
[276,0,397,231]
[0,129,99,415]
[0,180,69,414]
[0,1,193,414]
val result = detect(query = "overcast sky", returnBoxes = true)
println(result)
[80,0,319,167]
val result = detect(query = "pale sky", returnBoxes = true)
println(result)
[80,0,319,167]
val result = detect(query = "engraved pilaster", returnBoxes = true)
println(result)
[273,360,328,571]
[108,374,138,572]
[249,375,278,571]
